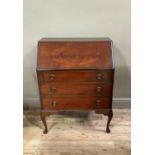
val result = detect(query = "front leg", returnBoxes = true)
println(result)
[106,110,113,133]
[40,112,48,134]
[95,109,113,133]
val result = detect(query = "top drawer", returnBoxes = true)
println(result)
[37,70,114,83]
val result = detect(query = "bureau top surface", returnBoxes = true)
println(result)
[37,38,114,70]
[39,38,112,42]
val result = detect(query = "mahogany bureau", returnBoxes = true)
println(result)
[37,38,115,134]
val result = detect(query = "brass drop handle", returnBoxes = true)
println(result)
[50,74,55,80]
[96,74,102,80]
[97,86,102,92]
[50,86,56,93]
[51,101,57,107]
[96,100,101,107]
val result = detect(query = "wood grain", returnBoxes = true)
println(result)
[24,109,131,155]
[40,83,112,97]
[37,38,115,134]
[37,41,113,70]
[42,97,111,110]
[38,70,114,82]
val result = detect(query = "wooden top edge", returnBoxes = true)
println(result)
[36,68,115,71]
[39,37,112,42]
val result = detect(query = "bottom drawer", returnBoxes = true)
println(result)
[42,97,112,110]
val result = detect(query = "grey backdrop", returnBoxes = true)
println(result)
[23,0,131,108]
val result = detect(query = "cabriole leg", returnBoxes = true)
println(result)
[40,112,48,134]
[106,110,113,133]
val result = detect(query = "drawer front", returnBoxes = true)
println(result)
[42,97,111,110]
[38,70,113,83]
[40,83,112,97]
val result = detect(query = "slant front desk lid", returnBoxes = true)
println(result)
[37,38,114,70]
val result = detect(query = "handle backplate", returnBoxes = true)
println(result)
[96,100,101,107]
[51,101,57,107]
[50,74,55,80]
[96,74,102,80]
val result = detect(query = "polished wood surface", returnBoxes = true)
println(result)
[42,97,111,110]
[37,41,114,70]
[38,70,114,82]
[40,83,112,97]
[39,37,111,42]
[37,38,115,134]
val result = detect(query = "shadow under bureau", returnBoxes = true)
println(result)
[37,38,115,134]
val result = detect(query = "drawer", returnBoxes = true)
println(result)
[42,97,111,110]
[37,70,113,83]
[40,83,112,97]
